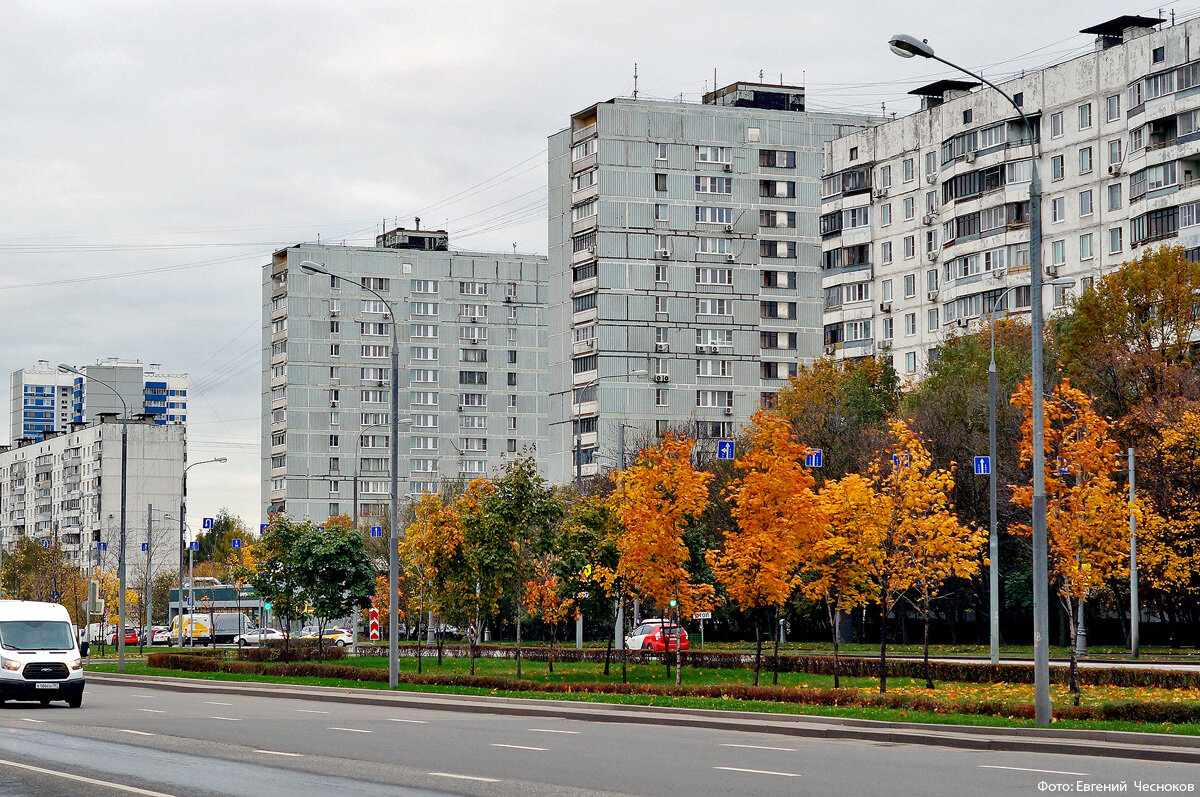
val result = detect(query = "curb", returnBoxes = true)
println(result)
[86,670,1200,764]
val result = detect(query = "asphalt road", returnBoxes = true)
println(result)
[0,682,1197,796]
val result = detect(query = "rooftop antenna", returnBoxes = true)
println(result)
[512,242,517,254]
[713,67,717,90]
[633,62,638,99]
[759,69,764,81]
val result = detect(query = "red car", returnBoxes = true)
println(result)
[106,628,140,646]
[625,620,689,651]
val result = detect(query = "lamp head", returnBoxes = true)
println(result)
[628,369,649,377]
[1049,277,1076,288]
[298,260,327,276]
[215,457,228,463]
[889,34,934,59]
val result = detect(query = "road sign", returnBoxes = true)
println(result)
[50,590,61,601]
[892,453,911,469]
[317,526,325,531]
[693,611,712,620]
[974,456,991,476]
[202,517,214,529]
[370,526,383,538]
[368,607,380,641]
[805,449,824,468]
[1056,458,1072,475]
[97,542,107,551]
[260,524,268,533]
[39,539,50,549]
[189,541,199,551]
[232,539,242,549]
[140,542,148,552]
[716,440,735,460]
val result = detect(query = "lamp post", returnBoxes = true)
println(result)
[59,364,130,672]
[890,33,1051,725]
[301,259,404,689]
[176,457,226,648]
[567,370,648,489]
[984,278,1074,664]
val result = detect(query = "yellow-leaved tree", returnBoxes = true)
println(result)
[1011,378,1130,703]
[708,411,825,685]
[522,555,574,674]
[402,493,463,673]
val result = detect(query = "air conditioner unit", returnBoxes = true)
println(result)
[879,301,892,314]
[726,253,736,262]
[1108,163,1123,176]
[653,374,670,383]
[926,174,937,184]
[954,317,969,329]
[654,249,670,259]
[1045,264,1059,278]
[922,214,935,226]
[873,188,889,199]
[587,245,596,254]
[458,405,466,412]
[467,336,481,344]
[696,345,708,353]
[724,224,734,233]
[927,289,939,301]
[824,344,837,356]
[504,296,513,303]
[722,163,732,172]
[927,251,939,262]
[329,307,340,316]
[654,342,670,352]
[964,151,977,163]
[707,345,721,353]
[723,406,734,416]
[329,400,338,408]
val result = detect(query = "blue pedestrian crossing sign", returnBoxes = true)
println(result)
[189,541,199,551]
[974,456,991,476]
[141,543,148,552]
[39,539,50,549]
[97,542,107,551]
[232,539,242,549]
[370,526,383,538]
[260,523,268,533]
[202,517,214,529]
[805,449,824,468]
[716,440,735,460]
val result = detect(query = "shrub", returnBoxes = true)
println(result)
[241,642,346,663]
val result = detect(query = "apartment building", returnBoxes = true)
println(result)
[0,415,185,568]
[10,359,188,443]
[821,14,1200,377]
[546,84,882,483]
[263,235,549,523]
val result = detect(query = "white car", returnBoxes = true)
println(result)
[299,627,353,647]
[234,628,286,646]
[0,600,86,707]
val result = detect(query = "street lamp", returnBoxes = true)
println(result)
[301,259,405,689]
[59,364,130,672]
[984,277,1074,665]
[177,457,226,648]
[890,34,1051,725]
[570,370,647,489]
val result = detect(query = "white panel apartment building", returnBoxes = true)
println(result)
[821,14,1200,377]
[263,237,549,523]
[0,416,185,568]
[546,84,881,483]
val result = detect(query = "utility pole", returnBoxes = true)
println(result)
[1129,447,1139,658]
[146,504,153,650]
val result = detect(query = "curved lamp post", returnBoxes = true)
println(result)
[890,33,1051,725]
[177,457,227,647]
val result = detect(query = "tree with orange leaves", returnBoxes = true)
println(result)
[708,411,824,685]
[1011,378,1130,703]
[402,494,463,672]
[523,555,574,673]
[613,435,713,680]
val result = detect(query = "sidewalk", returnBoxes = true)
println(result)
[87,670,1200,764]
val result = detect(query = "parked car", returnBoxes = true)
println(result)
[625,619,689,651]
[105,627,140,646]
[299,627,353,647]
[148,626,171,645]
[233,628,286,647]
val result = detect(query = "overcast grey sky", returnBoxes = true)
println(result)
[0,0,1146,533]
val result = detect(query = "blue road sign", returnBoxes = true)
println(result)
[50,590,61,601]
[892,453,911,469]
[805,449,824,468]
[202,517,214,529]
[97,542,107,551]
[141,542,148,552]
[260,524,268,533]
[39,539,50,549]
[185,597,191,606]
[189,541,199,551]
[974,456,991,476]
[370,526,383,538]
[716,440,735,460]
[317,526,325,531]
[232,539,242,549]
[1056,458,1072,475]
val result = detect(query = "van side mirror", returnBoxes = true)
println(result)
[80,641,90,658]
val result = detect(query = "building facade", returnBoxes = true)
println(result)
[0,415,186,569]
[262,238,549,523]
[821,14,1198,377]
[10,359,187,443]
[546,85,881,483]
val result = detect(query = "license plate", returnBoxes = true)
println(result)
[34,682,59,690]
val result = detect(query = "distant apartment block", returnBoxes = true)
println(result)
[546,84,881,483]
[821,14,1199,377]
[263,235,549,523]
[10,359,187,443]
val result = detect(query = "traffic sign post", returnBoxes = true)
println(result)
[370,526,383,538]
[716,440,735,460]
[189,541,198,551]
[805,449,823,468]
[693,611,711,650]
[368,607,380,641]
[974,456,991,476]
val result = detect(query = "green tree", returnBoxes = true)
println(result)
[292,515,375,658]
[249,516,308,655]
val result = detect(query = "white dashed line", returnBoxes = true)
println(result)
[19,719,44,724]
[720,743,795,752]
[203,701,232,707]
[329,727,371,733]
[714,766,801,778]
[388,718,428,724]
[491,743,547,751]
[980,765,1090,776]
[118,729,155,736]
[0,757,176,796]
[137,708,165,714]
[209,716,241,722]
[428,772,500,783]
[529,728,579,734]
[256,750,303,757]
[294,709,328,714]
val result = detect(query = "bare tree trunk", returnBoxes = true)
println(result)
[753,616,763,687]
[830,604,841,689]
[772,606,781,686]
[416,613,423,675]
[879,599,889,694]
[922,599,934,690]
[1066,596,1081,706]
[516,605,523,680]
[620,597,627,684]
[470,601,479,676]
[548,623,555,675]
[436,618,443,666]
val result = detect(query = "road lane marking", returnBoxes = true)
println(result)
[137,709,165,714]
[203,701,232,707]
[529,728,579,734]
[714,766,800,778]
[294,709,328,714]
[720,743,795,752]
[388,718,427,724]
[980,765,1090,776]
[256,750,303,757]
[118,729,155,736]
[429,772,500,783]
[491,744,547,751]
[19,719,45,724]
[209,717,241,722]
[0,757,177,796]
[329,727,371,733]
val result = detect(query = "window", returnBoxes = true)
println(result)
[1080,233,1094,260]
[1108,183,1122,210]
[882,280,893,301]
[1013,92,1023,107]
[905,352,917,374]
[656,203,670,222]
[460,348,487,363]
[458,370,487,385]
[460,415,486,429]
[1106,93,1121,121]
[1109,226,1122,254]
[761,270,796,288]
[759,149,796,168]
[1130,126,1144,151]
[1079,190,1093,218]
[962,108,973,124]
[1051,112,1064,138]
[759,180,796,198]
[1052,240,1065,266]
[697,267,732,285]
[903,235,916,259]
[902,158,914,182]
[1152,45,1165,64]
[572,232,596,253]
[903,197,915,220]
[507,349,517,364]
[1078,103,1092,130]
[881,241,893,264]
[572,169,597,191]
[927,308,939,332]
[507,372,517,386]
[757,209,794,228]
[697,237,732,254]
[696,390,733,408]
[361,321,390,337]
[361,344,390,359]
[328,434,339,448]
[410,323,437,339]
[697,297,731,316]
[573,199,598,221]
[572,139,596,160]
[904,313,916,336]
[411,346,437,361]
[411,368,438,383]
[654,142,667,161]
[846,319,872,341]
[1079,147,1092,174]
[656,296,668,314]
[879,165,892,188]
[880,203,892,226]
[1182,200,1200,228]
[361,277,390,292]
[459,326,487,342]
[656,388,669,407]
[760,240,797,258]
[882,317,894,340]
[926,151,937,176]
[572,292,597,313]
[329,344,340,358]
[844,281,870,303]
[411,391,437,406]
[696,359,730,377]
[695,176,732,194]
[977,124,1004,149]
[849,146,859,160]
[759,301,797,320]
[903,274,916,298]
[695,145,730,163]
[413,414,438,429]
[1051,197,1065,223]
[1051,155,1064,181]
[1108,139,1122,165]
[655,173,667,192]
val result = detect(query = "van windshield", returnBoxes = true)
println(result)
[0,621,74,651]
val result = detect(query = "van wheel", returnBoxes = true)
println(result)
[67,695,82,708]
[38,698,51,706]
